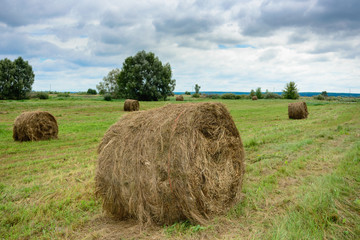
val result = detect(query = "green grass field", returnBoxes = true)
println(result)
[1,96,359,239]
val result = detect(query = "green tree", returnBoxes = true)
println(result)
[255,87,263,99]
[87,88,97,95]
[249,89,255,97]
[117,51,176,101]
[0,57,34,100]
[321,91,328,97]
[282,81,300,99]
[97,68,121,97]
[194,84,201,94]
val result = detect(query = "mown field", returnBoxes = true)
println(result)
[0,96,359,239]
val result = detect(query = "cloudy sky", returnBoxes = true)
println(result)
[1,0,359,93]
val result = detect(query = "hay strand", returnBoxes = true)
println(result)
[96,102,245,225]
[13,111,58,141]
[288,102,308,119]
[124,99,139,111]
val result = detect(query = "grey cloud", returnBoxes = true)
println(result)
[0,30,62,57]
[241,0,360,36]
[0,0,73,26]
[154,16,221,36]
[288,32,310,44]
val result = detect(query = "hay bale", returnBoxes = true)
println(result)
[124,99,139,111]
[175,95,184,101]
[252,96,258,100]
[96,102,245,225]
[288,102,308,119]
[13,111,58,142]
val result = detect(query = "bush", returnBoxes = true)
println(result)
[37,92,49,99]
[87,89,97,95]
[235,95,242,99]
[238,95,249,99]
[104,94,112,101]
[264,92,281,99]
[192,93,200,98]
[26,92,37,99]
[57,93,70,98]
[185,91,191,95]
[221,93,237,99]
[313,95,325,100]
[206,94,220,99]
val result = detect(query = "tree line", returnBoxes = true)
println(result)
[1,52,299,101]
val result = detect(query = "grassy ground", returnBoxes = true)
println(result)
[0,96,359,239]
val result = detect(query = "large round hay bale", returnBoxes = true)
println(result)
[252,96,258,100]
[96,102,245,225]
[124,99,139,111]
[13,111,58,142]
[175,95,184,101]
[288,102,308,119]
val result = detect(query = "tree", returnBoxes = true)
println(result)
[321,91,328,97]
[249,89,255,97]
[194,84,201,94]
[97,68,121,97]
[87,88,97,95]
[0,57,34,100]
[255,87,263,99]
[117,51,176,101]
[282,81,299,99]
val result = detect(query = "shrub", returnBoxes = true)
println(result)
[26,92,37,99]
[104,94,112,101]
[192,93,200,98]
[239,95,249,99]
[57,93,70,98]
[313,95,325,100]
[185,91,191,95]
[206,94,220,99]
[264,92,281,99]
[221,93,237,99]
[37,92,49,99]
[87,88,97,95]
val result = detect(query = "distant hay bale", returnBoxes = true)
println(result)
[288,102,308,119]
[96,102,245,225]
[252,96,258,100]
[13,111,58,142]
[175,95,184,101]
[124,99,139,111]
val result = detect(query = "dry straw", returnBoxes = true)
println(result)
[13,111,58,141]
[175,95,184,101]
[96,102,245,225]
[288,102,309,119]
[252,96,258,100]
[124,99,139,111]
